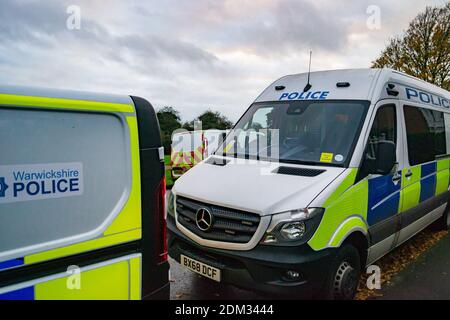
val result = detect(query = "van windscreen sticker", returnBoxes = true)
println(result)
[0,162,83,204]
[320,152,334,163]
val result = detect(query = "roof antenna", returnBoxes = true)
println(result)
[303,50,312,92]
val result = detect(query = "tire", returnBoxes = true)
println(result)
[321,244,361,300]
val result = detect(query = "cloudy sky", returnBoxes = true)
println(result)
[0,0,446,122]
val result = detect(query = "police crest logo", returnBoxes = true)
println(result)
[0,177,9,197]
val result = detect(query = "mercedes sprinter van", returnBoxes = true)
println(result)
[0,86,169,300]
[168,68,450,299]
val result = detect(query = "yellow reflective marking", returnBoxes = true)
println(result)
[35,260,129,300]
[224,142,234,153]
[401,166,421,212]
[329,217,367,247]
[309,171,368,251]
[0,93,134,113]
[129,256,141,300]
[104,117,142,235]
[436,159,450,196]
[24,229,141,264]
[322,169,357,208]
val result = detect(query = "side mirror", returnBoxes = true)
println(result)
[375,140,396,175]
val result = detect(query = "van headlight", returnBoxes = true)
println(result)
[261,208,324,246]
[280,221,306,240]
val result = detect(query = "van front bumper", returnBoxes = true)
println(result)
[168,218,334,298]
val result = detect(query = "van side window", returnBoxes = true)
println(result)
[246,107,274,130]
[403,106,446,165]
[359,104,396,179]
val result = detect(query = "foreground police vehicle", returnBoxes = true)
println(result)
[168,68,450,299]
[0,86,169,300]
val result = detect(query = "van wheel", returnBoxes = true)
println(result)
[323,244,361,300]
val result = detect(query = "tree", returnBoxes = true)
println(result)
[156,106,182,154]
[372,3,449,90]
[183,110,233,131]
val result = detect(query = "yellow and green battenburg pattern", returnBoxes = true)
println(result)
[0,93,143,299]
[308,158,450,251]
[171,148,204,168]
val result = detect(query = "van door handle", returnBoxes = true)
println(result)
[392,173,401,183]
[405,170,413,178]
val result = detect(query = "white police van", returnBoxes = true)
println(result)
[168,68,450,299]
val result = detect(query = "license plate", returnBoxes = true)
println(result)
[180,254,221,282]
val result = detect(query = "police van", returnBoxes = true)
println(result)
[0,86,169,300]
[171,129,228,180]
[168,68,450,299]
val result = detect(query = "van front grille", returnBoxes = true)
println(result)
[176,196,260,243]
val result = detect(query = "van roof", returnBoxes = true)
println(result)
[0,85,133,105]
[255,68,450,103]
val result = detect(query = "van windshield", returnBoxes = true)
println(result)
[219,100,369,166]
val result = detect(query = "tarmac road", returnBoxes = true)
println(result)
[169,257,271,300]
[375,233,450,300]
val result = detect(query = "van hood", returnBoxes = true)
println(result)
[172,157,346,216]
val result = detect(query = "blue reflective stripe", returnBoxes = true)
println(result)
[0,287,34,300]
[0,258,24,271]
[421,162,436,176]
[420,162,436,202]
[0,258,35,300]
[367,174,400,226]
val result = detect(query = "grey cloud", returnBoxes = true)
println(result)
[0,0,66,44]
[116,34,218,65]
[0,0,442,123]
[158,0,351,56]
[0,0,219,71]
[235,1,349,55]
